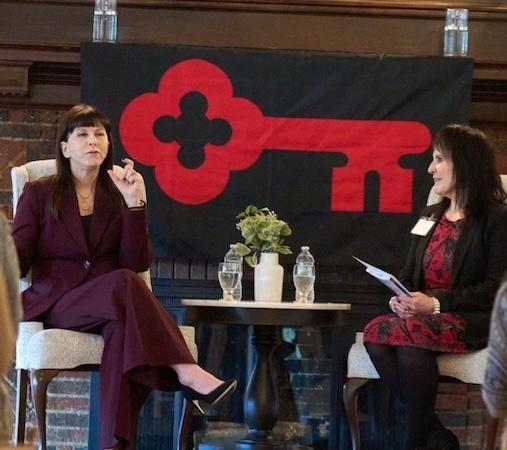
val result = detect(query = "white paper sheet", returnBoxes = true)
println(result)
[353,256,412,297]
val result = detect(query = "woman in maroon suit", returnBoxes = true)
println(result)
[12,104,236,450]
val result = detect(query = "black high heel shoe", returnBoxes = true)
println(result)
[182,379,237,414]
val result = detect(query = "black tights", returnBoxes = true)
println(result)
[365,343,441,450]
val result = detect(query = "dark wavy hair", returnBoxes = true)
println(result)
[49,104,123,217]
[432,124,506,217]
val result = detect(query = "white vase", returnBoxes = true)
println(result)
[254,253,284,302]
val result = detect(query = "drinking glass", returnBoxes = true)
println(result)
[218,262,241,301]
[293,262,316,303]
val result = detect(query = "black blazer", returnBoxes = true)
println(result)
[398,202,507,349]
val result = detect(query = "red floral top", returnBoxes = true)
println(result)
[363,216,468,353]
[423,217,464,289]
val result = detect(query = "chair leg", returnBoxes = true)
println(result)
[30,369,60,450]
[343,378,370,450]
[485,415,500,450]
[177,397,195,450]
[14,369,29,445]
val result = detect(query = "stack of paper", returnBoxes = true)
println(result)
[353,256,411,297]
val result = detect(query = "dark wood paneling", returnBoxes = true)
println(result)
[1,2,507,65]
[1,0,507,109]
[10,0,507,13]
[0,61,31,95]
[1,5,506,63]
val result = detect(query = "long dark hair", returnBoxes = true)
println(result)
[432,124,506,217]
[50,104,123,217]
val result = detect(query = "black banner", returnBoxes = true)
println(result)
[81,43,473,267]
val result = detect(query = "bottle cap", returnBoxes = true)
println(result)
[301,246,310,251]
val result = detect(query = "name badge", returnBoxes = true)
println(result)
[410,216,436,236]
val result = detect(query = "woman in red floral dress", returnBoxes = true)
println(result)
[363,124,507,450]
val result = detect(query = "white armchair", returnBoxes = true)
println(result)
[342,175,507,450]
[343,333,498,450]
[12,159,198,450]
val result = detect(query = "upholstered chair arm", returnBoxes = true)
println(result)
[16,321,44,369]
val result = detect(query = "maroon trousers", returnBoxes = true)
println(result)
[44,269,195,449]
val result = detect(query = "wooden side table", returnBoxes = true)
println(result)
[182,299,352,450]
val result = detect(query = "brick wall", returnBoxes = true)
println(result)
[5,367,90,450]
[0,108,64,218]
[436,383,493,450]
[45,372,90,450]
[2,105,507,449]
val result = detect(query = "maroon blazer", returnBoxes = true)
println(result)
[12,178,153,320]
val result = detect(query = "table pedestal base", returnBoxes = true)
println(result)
[235,431,284,450]
[235,325,284,450]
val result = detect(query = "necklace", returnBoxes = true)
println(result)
[77,190,94,200]
[76,189,94,214]
[80,201,92,214]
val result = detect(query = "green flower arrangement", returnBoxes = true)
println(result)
[235,205,292,267]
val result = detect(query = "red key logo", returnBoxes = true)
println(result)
[119,59,431,212]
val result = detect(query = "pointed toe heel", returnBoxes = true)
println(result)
[182,379,237,414]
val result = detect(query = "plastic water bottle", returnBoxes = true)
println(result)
[224,244,243,301]
[295,246,315,302]
[92,0,105,42]
[104,0,118,43]
[443,9,458,57]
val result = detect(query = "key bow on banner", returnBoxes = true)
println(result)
[119,59,431,212]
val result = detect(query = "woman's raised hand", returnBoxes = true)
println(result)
[107,158,144,208]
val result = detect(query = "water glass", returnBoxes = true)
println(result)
[218,262,241,301]
[293,262,316,303]
[444,8,468,57]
